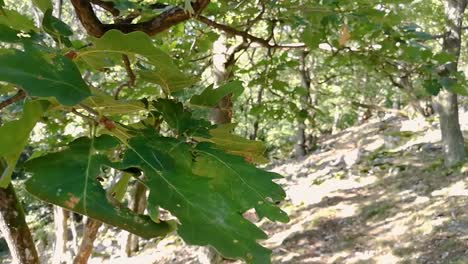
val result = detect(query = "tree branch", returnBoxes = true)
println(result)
[89,0,119,16]
[71,0,210,37]
[0,90,26,110]
[196,16,306,49]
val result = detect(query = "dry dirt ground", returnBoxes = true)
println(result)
[3,114,468,264]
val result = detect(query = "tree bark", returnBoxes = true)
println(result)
[73,219,102,264]
[294,51,311,157]
[51,207,69,264]
[69,214,79,255]
[400,76,427,117]
[250,87,264,140]
[210,34,233,124]
[120,182,147,257]
[0,184,39,264]
[435,0,467,167]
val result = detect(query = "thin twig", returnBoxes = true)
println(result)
[113,82,129,100]
[196,16,306,49]
[78,103,99,116]
[114,55,136,99]
[0,90,26,110]
[122,55,135,86]
[72,109,98,124]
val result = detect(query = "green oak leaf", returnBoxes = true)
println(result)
[83,94,147,115]
[77,30,193,93]
[0,100,49,188]
[154,99,212,137]
[42,9,73,47]
[193,142,289,223]
[0,9,37,32]
[121,135,278,263]
[0,48,91,105]
[0,24,22,43]
[32,0,52,13]
[25,135,175,239]
[195,124,268,164]
[190,81,244,107]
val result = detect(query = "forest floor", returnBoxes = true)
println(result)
[3,113,468,264]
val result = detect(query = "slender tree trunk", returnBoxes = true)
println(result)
[73,219,102,264]
[435,0,467,167]
[211,34,232,124]
[51,207,69,264]
[69,214,79,255]
[294,51,311,157]
[400,76,427,117]
[120,182,146,257]
[56,0,64,19]
[332,105,341,133]
[250,87,264,140]
[0,184,39,264]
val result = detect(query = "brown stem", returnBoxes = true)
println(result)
[0,90,26,110]
[114,55,136,99]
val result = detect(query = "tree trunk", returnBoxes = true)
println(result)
[0,184,39,264]
[120,182,147,257]
[435,0,467,167]
[250,87,264,140]
[211,34,232,124]
[294,51,311,157]
[69,214,79,255]
[51,207,69,264]
[400,76,427,117]
[73,219,102,264]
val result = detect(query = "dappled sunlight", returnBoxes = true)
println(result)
[432,180,468,197]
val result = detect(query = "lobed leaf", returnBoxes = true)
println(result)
[77,30,194,93]
[0,48,91,105]
[190,81,244,108]
[25,135,175,239]
[121,135,281,263]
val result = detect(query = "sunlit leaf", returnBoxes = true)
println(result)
[0,100,49,188]
[32,0,52,13]
[77,30,193,93]
[195,124,268,164]
[0,9,37,32]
